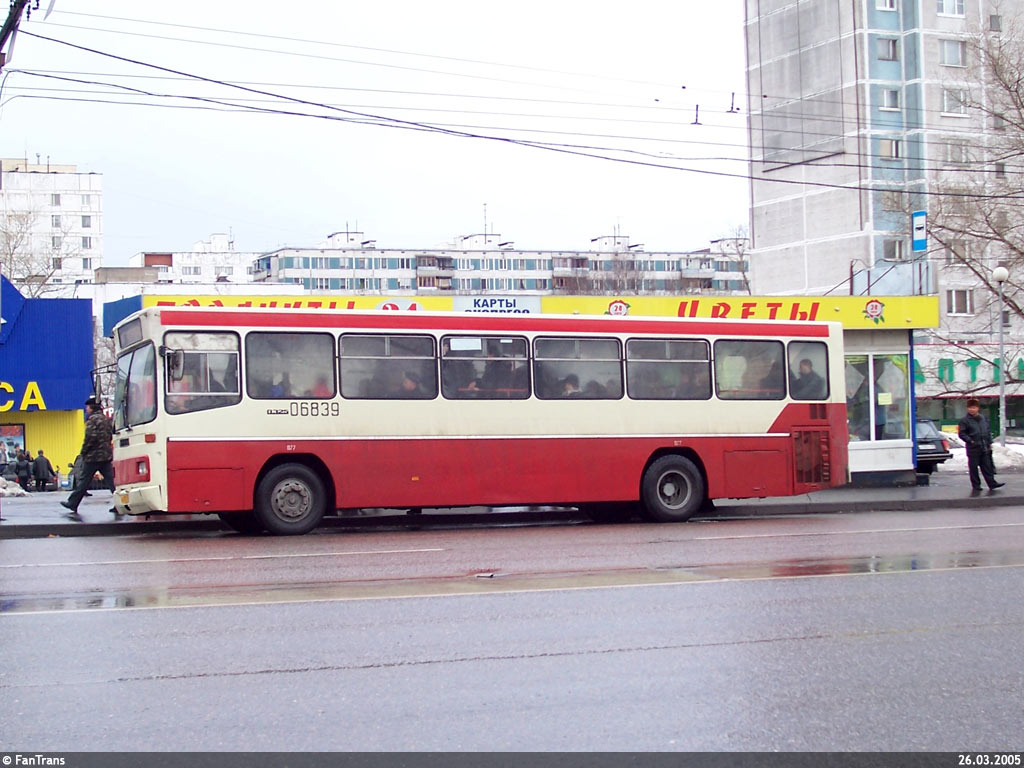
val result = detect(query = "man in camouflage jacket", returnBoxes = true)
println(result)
[61,396,118,520]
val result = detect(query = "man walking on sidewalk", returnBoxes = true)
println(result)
[61,396,120,521]
[958,398,1004,492]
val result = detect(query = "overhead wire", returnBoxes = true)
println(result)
[9,70,1024,176]
[11,31,1024,200]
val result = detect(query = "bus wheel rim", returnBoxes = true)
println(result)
[272,479,313,520]
[658,470,691,510]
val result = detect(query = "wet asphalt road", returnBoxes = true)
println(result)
[1,506,1023,751]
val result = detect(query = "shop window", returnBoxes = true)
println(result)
[845,354,909,442]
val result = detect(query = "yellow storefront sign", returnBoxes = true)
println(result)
[141,294,939,330]
[541,295,939,329]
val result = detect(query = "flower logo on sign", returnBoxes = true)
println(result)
[863,299,885,325]
[606,300,631,316]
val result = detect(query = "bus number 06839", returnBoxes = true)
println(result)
[288,402,341,417]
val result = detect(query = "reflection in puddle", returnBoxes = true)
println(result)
[2,549,1022,615]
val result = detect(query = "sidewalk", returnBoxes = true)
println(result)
[0,469,1020,539]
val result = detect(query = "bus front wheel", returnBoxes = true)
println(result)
[641,455,705,523]
[255,464,326,535]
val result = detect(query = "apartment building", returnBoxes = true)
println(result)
[0,157,103,293]
[253,232,751,297]
[744,0,1021,427]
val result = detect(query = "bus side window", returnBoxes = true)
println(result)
[626,339,710,400]
[714,339,786,400]
[340,334,437,399]
[246,332,335,400]
[441,336,529,400]
[787,341,829,401]
[533,337,622,400]
[164,332,241,414]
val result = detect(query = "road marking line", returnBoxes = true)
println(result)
[0,547,445,569]
[695,522,1024,541]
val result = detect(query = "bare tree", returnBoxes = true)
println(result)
[720,225,752,295]
[925,13,1024,319]
[0,207,81,297]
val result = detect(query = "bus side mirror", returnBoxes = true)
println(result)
[162,348,185,381]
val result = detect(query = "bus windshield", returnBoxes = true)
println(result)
[114,343,157,430]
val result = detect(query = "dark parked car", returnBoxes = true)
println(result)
[916,419,953,474]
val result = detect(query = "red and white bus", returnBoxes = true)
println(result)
[110,306,848,534]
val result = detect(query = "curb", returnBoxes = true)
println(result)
[0,495,1020,540]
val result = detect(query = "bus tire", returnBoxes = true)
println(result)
[255,464,326,535]
[641,455,705,523]
[218,512,265,535]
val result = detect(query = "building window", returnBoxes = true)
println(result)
[946,288,974,315]
[995,162,1007,178]
[51,194,61,206]
[942,89,968,115]
[52,257,62,270]
[939,40,966,67]
[944,240,967,264]
[81,236,92,250]
[182,265,201,276]
[937,0,964,15]
[876,0,896,8]
[881,89,900,110]
[81,194,92,206]
[991,14,1002,32]
[51,215,61,228]
[881,189,906,211]
[945,139,969,165]
[994,113,1006,131]
[82,257,92,270]
[880,138,902,159]
[51,236,62,249]
[1003,310,1011,327]
[882,240,905,261]
[80,215,92,229]
[877,38,898,61]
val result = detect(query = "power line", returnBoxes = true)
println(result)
[15,31,1024,201]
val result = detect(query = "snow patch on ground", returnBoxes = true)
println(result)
[0,477,28,497]
[939,434,1024,473]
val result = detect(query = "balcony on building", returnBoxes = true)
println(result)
[415,254,455,278]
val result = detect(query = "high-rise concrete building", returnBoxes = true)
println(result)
[0,158,103,293]
[744,0,1023,426]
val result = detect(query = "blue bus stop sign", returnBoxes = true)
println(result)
[912,210,927,252]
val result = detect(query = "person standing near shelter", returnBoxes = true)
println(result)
[61,396,118,520]
[32,449,55,492]
[15,450,31,491]
[958,398,1004,492]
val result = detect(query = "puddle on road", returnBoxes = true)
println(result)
[2,549,1022,615]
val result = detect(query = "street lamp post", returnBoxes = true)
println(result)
[993,265,1010,447]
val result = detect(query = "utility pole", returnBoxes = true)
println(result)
[1,0,35,70]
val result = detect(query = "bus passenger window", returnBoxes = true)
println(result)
[714,340,786,400]
[246,332,335,399]
[441,336,529,399]
[787,341,829,400]
[626,339,710,400]
[533,337,622,400]
[163,332,241,414]
[340,334,437,399]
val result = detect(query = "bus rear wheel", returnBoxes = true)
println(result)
[255,464,326,535]
[641,455,705,523]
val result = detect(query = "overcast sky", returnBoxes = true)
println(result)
[2,1,749,263]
